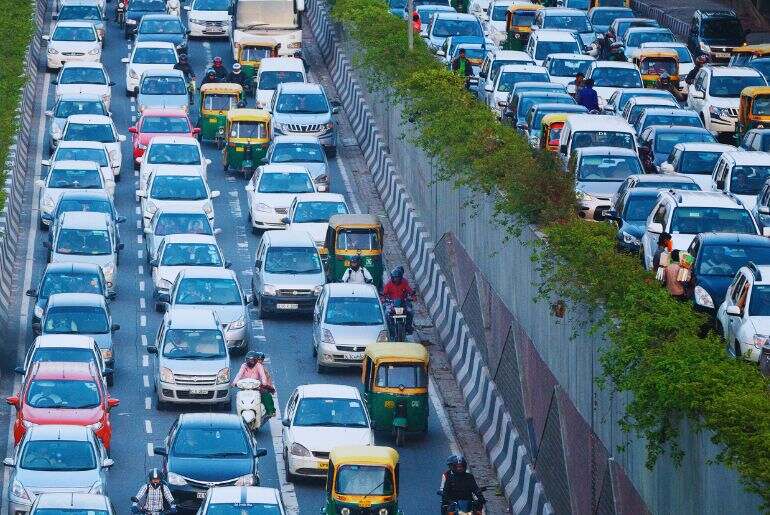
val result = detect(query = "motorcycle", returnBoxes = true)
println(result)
[384,298,409,342]
[235,378,270,432]
[115,1,126,27]
[130,497,177,515]
[437,489,487,515]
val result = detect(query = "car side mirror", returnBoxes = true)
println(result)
[260,157,268,164]
[245,184,255,192]
[225,261,232,269]
[102,458,114,468]
[245,293,254,305]
[44,110,53,118]
[25,288,37,297]
[116,215,126,224]
[646,222,663,234]
[131,497,139,503]
[332,106,340,114]
[660,162,674,174]
[484,84,493,92]
[210,190,220,198]
[136,156,143,165]
[107,398,120,409]
[255,448,268,458]
[154,446,167,456]
[192,127,201,135]
[136,190,146,198]
[147,345,158,354]
[281,217,290,224]
[117,243,125,250]
[102,367,113,377]
[14,366,25,375]
[5,396,19,407]
[3,458,15,467]
[213,227,222,235]
[108,81,116,87]
[42,34,50,41]
[118,134,126,142]
[282,418,290,427]
[121,57,129,63]
[726,305,742,316]
[205,158,212,165]
[42,241,51,249]
[111,323,120,332]
[156,292,170,304]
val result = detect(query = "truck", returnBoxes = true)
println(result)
[231,0,305,61]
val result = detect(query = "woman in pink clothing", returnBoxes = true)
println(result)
[232,351,275,416]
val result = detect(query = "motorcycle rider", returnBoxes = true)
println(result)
[115,0,127,23]
[173,54,196,104]
[685,54,709,85]
[166,0,181,16]
[212,56,229,82]
[201,68,219,87]
[439,455,486,514]
[341,255,373,284]
[133,469,176,515]
[381,266,415,335]
[232,351,275,417]
[227,63,250,92]
[607,42,626,62]
[658,72,687,102]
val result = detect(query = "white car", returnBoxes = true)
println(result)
[476,50,534,95]
[660,142,736,190]
[687,65,767,136]
[56,114,125,176]
[35,160,109,225]
[584,61,643,109]
[255,57,307,110]
[151,233,228,301]
[143,206,219,263]
[43,20,102,70]
[45,94,109,153]
[121,41,179,95]
[282,384,374,479]
[709,151,770,210]
[479,0,513,43]
[285,193,349,247]
[20,334,107,379]
[53,62,114,111]
[425,12,483,52]
[244,164,317,231]
[542,53,594,87]
[138,135,210,183]
[43,141,115,194]
[185,0,232,37]
[525,29,582,67]
[716,263,770,362]
[483,64,550,119]
[137,167,220,227]
[622,26,675,61]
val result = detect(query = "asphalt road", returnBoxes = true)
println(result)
[1,6,455,514]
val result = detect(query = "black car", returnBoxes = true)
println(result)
[156,413,268,511]
[26,262,111,335]
[687,10,748,63]
[124,0,167,37]
[686,233,770,313]
[740,128,770,152]
[606,187,659,253]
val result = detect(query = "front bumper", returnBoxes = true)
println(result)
[578,198,611,221]
[126,73,139,93]
[249,209,287,230]
[709,113,738,134]
[188,20,230,37]
[158,380,230,404]
[317,342,366,368]
[288,452,329,477]
[260,293,318,314]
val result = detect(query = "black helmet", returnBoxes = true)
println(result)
[246,351,259,361]
[446,454,467,467]
[148,468,163,482]
[179,53,188,63]
[390,266,404,280]
[254,352,266,360]
[350,255,362,265]
[206,68,216,76]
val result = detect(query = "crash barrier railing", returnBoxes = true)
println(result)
[631,0,691,38]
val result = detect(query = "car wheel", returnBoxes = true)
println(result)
[316,358,326,374]
[284,448,296,482]
[156,397,168,411]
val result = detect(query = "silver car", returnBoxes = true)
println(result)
[151,233,228,303]
[31,493,115,515]
[149,307,231,409]
[265,135,331,191]
[45,94,108,153]
[199,486,286,514]
[144,206,219,264]
[35,160,109,228]
[5,425,113,514]
[56,0,107,40]
[269,82,339,157]
[136,68,189,112]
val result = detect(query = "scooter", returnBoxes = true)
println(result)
[446,499,484,515]
[130,497,176,514]
[235,378,270,432]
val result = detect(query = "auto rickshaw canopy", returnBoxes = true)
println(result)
[364,342,429,365]
[329,446,400,468]
[730,44,770,66]
[739,86,770,122]
[200,83,245,96]
[226,108,271,124]
[328,214,382,230]
[506,2,542,31]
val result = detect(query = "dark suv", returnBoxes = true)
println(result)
[688,10,748,63]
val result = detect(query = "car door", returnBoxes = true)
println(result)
[282,390,299,444]
[153,321,165,385]
[312,289,326,350]
[757,185,770,229]
[642,199,667,268]
[711,158,727,192]
[727,274,750,345]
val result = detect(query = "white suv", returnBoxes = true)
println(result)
[709,150,770,210]
[716,263,770,362]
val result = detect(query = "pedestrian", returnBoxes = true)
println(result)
[664,250,688,300]
[577,78,599,112]
[570,72,585,97]
[652,231,672,271]
[686,55,709,85]
[451,48,474,89]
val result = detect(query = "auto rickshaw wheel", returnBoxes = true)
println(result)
[216,136,224,150]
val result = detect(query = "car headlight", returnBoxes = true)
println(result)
[11,480,29,501]
[321,329,335,344]
[129,68,139,79]
[289,41,301,49]
[621,231,639,245]
[313,285,323,295]
[203,202,213,214]
[378,509,389,515]
[216,367,230,384]
[189,17,202,24]
[576,190,595,202]
[101,348,113,361]
[160,367,175,384]
[254,202,272,212]
[101,94,110,104]
[377,330,389,342]
[323,121,334,132]
[102,264,114,282]
[290,442,312,457]
[88,48,100,55]
[229,318,245,330]
[262,284,277,296]
[753,334,768,349]
[234,474,255,486]
[34,305,44,319]
[108,149,119,163]
[87,422,103,431]
[126,18,137,25]
[48,47,59,55]
[693,285,714,308]
[699,42,711,53]
[22,420,36,429]
[167,472,186,486]
[709,105,730,118]
[89,482,103,494]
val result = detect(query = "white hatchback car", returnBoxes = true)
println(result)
[151,233,228,301]
[44,20,102,70]
[44,140,116,190]
[138,167,220,228]
[121,41,179,95]
[138,135,210,182]
[36,160,109,225]
[55,114,125,175]
[285,193,349,247]
[244,164,316,231]
[53,62,114,111]
[185,0,232,37]
[717,263,770,362]
[282,384,373,479]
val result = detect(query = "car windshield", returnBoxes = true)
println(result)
[498,71,550,92]
[40,272,102,298]
[336,465,394,495]
[293,397,369,427]
[155,213,212,236]
[749,284,770,316]
[20,440,96,472]
[376,363,428,388]
[55,147,109,167]
[147,143,201,164]
[628,103,671,124]
[48,168,102,189]
[750,59,770,81]
[642,114,702,132]
[171,427,249,457]
[702,18,744,41]
[258,71,305,91]
[194,0,230,9]
[151,175,207,200]
[698,244,770,276]
[175,278,242,305]
[276,93,329,114]
[54,99,106,118]
[141,19,183,34]
[56,228,111,255]
[578,155,641,181]
[729,165,770,195]
[57,199,113,219]
[264,246,322,274]
[231,121,268,139]
[336,229,380,250]
[543,15,591,32]
[242,46,275,61]
[292,201,348,223]
[130,0,166,11]
[203,93,236,110]
[161,243,222,266]
[710,75,766,97]
[654,131,712,155]
[510,11,536,26]
[257,172,314,193]
[59,6,102,21]
[32,347,97,365]
[325,296,383,325]
[490,5,508,21]
[63,123,114,143]
[432,19,482,38]
[535,41,579,61]
[45,305,109,334]
[547,58,592,77]
[572,130,635,151]
[670,207,756,234]
[679,151,723,174]
[626,30,674,47]
[140,76,187,95]
[617,21,655,40]
[518,95,573,119]
[59,67,106,85]
[162,329,226,359]
[52,26,95,41]
[752,95,770,115]
[590,67,642,87]
[26,379,101,409]
[133,47,178,64]
[142,116,190,133]
[271,143,325,163]
[591,9,631,26]
[622,194,658,222]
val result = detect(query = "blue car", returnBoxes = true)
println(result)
[637,125,716,173]
[124,0,166,37]
[606,187,660,253]
[136,14,189,54]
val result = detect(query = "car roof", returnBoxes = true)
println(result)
[675,142,736,152]
[590,60,637,70]
[664,190,745,208]
[626,26,671,35]
[697,233,770,245]
[492,50,533,61]
[542,7,586,16]
[533,29,579,42]
[628,173,696,184]
[179,412,243,428]
[54,20,96,28]
[272,134,324,144]
[166,307,219,329]
[50,159,101,170]
[744,263,770,284]
[55,93,103,103]
[65,114,112,124]
[140,108,188,118]
[58,190,113,202]
[207,487,282,505]
[140,68,184,78]
[47,292,106,307]
[294,192,345,203]
[567,114,634,132]
[258,57,305,72]
[148,135,200,145]
[263,229,316,246]
[627,96,678,106]
[498,64,548,74]
[44,262,102,274]
[625,187,661,198]
[29,361,98,381]
[33,334,97,349]
[721,150,770,165]
[577,146,639,157]
[56,140,108,151]
[279,82,323,94]
[35,493,110,510]
[60,61,104,70]
[134,41,177,49]
[325,282,380,298]
[151,165,204,176]
[296,383,361,399]
[434,12,478,20]
[641,107,698,117]
[545,53,594,61]
[177,267,236,280]
[26,424,93,442]
[260,164,311,174]
[708,65,763,77]
[161,233,218,245]
[141,13,180,20]
[59,211,111,229]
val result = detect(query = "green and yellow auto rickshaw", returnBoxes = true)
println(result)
[362,342,429,446]
[324,214,384,289]
[736,86,770,140]
[222,108,271,177]
[503,3,542,51]
[232,33,281,82]
[322,446,403,515]
[198,82,244,144]
[633,49,679,88]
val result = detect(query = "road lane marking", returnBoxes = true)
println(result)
[145,420,152,434]
[141,334,147,346]
[147,443,154,456]
[142,355,149,367]
[139,297,145,309]
[140,315,147,327]
[145,397,152,410]
[269,400,299,514]
[138,249,143,259]
[136,219,141,229]
[335,153,362,214]
[138,265,143,275]
[136,234,142,243]
[139,280,145,292]
[143,375,150,387]
[135,206,141,215]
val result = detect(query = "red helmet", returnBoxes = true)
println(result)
[213,56,223,67]
[696,55,710,66]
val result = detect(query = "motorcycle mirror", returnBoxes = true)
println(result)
[131,497,139,503]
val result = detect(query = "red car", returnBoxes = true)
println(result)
[6,361,119,449]
[129,108,199,167]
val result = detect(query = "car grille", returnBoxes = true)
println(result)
[274,207,288,214]
[727,108,739,117]
[184,476,239,489]
[206,21,226,27]
[276,289,314,296]
[312,451,330,459]
[335,345,366,352]
[174,373,217,386]
[286,123,324,133]
[62,52,85,56]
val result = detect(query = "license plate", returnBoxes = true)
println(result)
[276,303,298,310]
[209,117,218,122]
[190,389,208,395]
[344,352,363,360]
[196,492,207,499]
[715,52,730,58]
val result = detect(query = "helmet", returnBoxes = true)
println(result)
[206,68,216,76]
[350,255,362,265]
[213,56,223,66]
[390,266,404,280]
[246,351,259,361]
[254,352,266,360]
[148,468,163,483]
[696,55,710,66]
[660,72,670,81]
[179,53,188,63]
[233,63,242,72]
[446,454,467,467]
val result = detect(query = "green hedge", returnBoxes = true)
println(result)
[0,0,35,213]
[330,0,770,508]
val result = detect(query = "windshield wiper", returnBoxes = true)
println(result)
[205,452,248,457]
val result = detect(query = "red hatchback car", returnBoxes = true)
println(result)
[129,108,199,166]
[6,361,119,449]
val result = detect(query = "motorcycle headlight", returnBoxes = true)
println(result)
[167,472,186,486]
[216,367,230,384]
[48,47,59,54]
[234,474,255,486]
[313,285,323,295]
[693,285,714,308]
[377,330,389,342]
[34,305,44,319]
[203,202,213,214]
[340,508,351,515]
[129,68,139,79]
[290,442,312,457]
[160,367,175,384]
[229,318,245,330]
[621,231,639,245]
[262,284,277,295]
[254,202,273,212]
[89,481,103,494]
[11,480,29,501]
[101,348,113,361]
[88,48,101,55]
[321,328,335,344]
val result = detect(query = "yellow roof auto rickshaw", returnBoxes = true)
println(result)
[736,86,770,138]
[729,44,770,67]
[197,83,244,144]
[222,109,271,177]
[232,33,281,82]
[362,343,429,446]
[322,446,402,515]
[324,214,384,290]
[540,113,568,152]
[633,49,679,88]
[502,3,542,51]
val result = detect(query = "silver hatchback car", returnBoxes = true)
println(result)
[136,68,189,112]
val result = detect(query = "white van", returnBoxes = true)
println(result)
[255,57,307,110]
